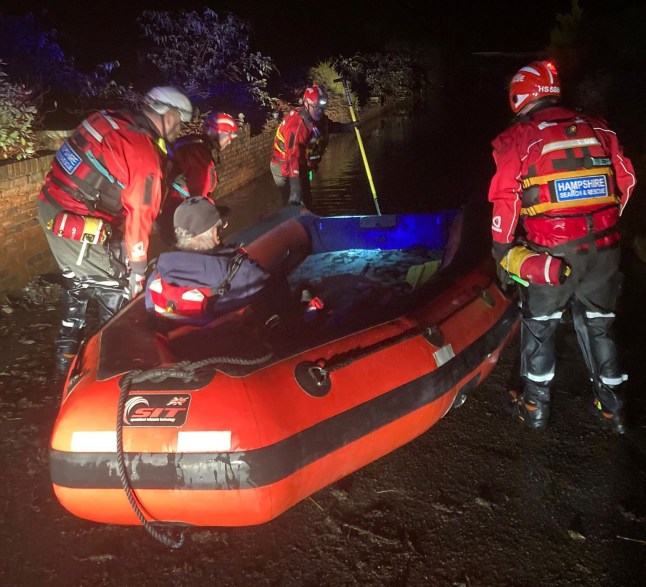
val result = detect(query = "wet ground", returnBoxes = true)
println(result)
[1,97,645,586]
[1,234,645,587]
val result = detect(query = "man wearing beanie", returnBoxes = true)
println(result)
[145,197,286,326]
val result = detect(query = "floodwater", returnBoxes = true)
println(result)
[219,91,503,235]
[1,89,645,586]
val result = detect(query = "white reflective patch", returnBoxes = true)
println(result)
[544,255,553,284]
[434,344,455,366]
[600,374,628,386]
[99,110,120,130]
[181,289,206,302]
[531,311,563,321]
[520,66,540,76]
[586,311,615,319]
[537,121,557,130]
[149,278,163,293]
[526,371,555,383]
[177,431,232,453]
[82,119,104,142]
[541,137,600,154]
[71,431,117,452]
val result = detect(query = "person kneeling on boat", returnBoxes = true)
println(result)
[145,197,286,327]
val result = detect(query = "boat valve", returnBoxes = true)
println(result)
[295,359,332,397]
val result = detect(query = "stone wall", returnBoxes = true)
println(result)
[0,103,387,299]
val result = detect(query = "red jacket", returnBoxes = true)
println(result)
[271,107,331,178]
[39,109,167,275]
[488,104,636,250]
[168,135,217,202]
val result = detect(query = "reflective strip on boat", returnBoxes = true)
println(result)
[71,431,116,452]
[433,344,455,366]
[177,431,232,452]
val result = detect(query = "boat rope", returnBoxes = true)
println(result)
[115,352,272,548]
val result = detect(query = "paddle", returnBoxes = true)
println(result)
[334,77,382,215]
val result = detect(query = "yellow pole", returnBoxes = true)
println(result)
[335,78,381,215]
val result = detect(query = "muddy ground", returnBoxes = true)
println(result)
[0,244,645,586]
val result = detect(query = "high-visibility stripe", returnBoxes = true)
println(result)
[99,110,120,130]
[82,120,104,143]
[541,137,601,154]
[586,311,615,319]
[529,311,563,321]
[526,371,555,383]
[600,374,628,386]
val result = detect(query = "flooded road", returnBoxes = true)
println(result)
[219,91,502,235]
[0,90,645,586]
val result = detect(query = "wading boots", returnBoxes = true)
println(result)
[593,399,626,434]
[509,391,550,430]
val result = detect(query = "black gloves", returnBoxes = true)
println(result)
[492,241,514,288]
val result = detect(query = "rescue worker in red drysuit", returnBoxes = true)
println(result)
[270,84,351,207]
[489,60,636,432]
[157,112,239,244]
[37,86,193,374]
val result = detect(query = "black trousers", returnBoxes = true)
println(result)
[38,198,130,361]
[519,245,625,413]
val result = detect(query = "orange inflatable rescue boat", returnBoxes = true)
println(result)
[49,201,519,546]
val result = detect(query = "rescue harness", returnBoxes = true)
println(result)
[519,116,619,218]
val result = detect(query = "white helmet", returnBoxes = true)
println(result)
[144,87,193,122]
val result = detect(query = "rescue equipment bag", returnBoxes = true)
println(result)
[500,245,571,286]
[145,248,271,325]
[47,211,111,244]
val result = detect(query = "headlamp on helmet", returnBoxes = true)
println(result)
[303,84,328,109]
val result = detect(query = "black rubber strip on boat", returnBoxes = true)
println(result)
[50,303,518,490]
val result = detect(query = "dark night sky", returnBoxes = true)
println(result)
[0,0,631,71]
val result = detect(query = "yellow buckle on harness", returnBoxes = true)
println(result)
[521,166,612,189]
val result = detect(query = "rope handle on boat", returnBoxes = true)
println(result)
[115,352,273,548]
[319,327,424,373]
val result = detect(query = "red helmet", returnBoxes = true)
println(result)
[509,60,561,114]
[303,84,328,109]
[203,112,238,138]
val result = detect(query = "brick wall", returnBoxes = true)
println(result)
[0,155,58,298]
[0,103,387,299]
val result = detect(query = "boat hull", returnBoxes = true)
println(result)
[50,206,519,527]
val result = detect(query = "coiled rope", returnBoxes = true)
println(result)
[116,352,272,548]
